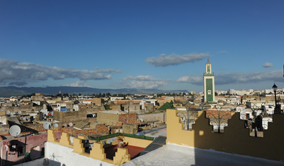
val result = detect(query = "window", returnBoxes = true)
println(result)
[208,90,211,95]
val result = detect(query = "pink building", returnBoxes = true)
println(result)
[0,132,61,166]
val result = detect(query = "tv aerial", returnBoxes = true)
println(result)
[53,124,58,128]
[69,122,73,127]
[9,125,21,137]
[43,122,51,130]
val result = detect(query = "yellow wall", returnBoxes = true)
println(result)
[118,136,152,148]
[166,109,284,161]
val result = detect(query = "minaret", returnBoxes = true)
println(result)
[203,58,215,102]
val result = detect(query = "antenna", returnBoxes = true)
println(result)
[69,122,73,127]
[43,122,51,130]
[9,125,21,137]
[53,124,58,128]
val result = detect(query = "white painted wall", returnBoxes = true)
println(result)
[45,142,115,166]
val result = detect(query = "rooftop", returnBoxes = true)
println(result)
[123,143,284,166]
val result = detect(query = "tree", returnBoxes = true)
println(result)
[206,106,232,133]
[106,93,111,97]
[104,104,111,110]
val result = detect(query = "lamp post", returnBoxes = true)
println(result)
[272,83,278,113]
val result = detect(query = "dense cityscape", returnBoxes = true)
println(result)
[0,60,283,165]
[1,1,284,166]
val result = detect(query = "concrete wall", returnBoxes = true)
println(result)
[166,109,284,162]
[45,142,115,166]
[122,124,138,134]
[97,112,119,125]
[53,110,87,122]
[138,112,165,122]
[46,130,131,165]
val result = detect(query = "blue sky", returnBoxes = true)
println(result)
[0,0,283,92]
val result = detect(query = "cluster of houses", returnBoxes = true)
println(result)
[0,88,283,165]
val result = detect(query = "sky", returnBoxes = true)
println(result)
[0,0,283,93]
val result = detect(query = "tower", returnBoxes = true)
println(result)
[203,58,215,102]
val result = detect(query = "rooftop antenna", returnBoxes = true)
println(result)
[9,125,21,137]
[69,122,73,127]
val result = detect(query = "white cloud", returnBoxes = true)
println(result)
[63,80,92,88]
[145,53,209,67]
[0,59,122,86]
[177,70,283,85]
[262,62,273,68]
[122,75,169,89]
[123,75,155,81]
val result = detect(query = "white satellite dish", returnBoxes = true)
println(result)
[43,122,51,130]
[63,124,67,127]
[9,125,21,137]
[10,113,15,117]
[69,122,73,127]
[140,118,144,122]
[6,110,10,115]
[18,111,22,115]
[53,124,58,128]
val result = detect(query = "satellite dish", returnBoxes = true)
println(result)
[43,122,51,130]
[140,118,144,122]
[9,125,21,137]
[18,111,22,115]
[53,124,58,128]
[69,122,73,127]
[10,113,15,117]
[6,110,10,115]
[64,124,67,127]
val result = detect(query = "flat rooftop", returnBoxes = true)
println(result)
[123,143,284,166]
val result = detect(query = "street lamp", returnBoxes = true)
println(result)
[272,83,278,113]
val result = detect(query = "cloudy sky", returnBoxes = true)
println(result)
[0,0,283,92]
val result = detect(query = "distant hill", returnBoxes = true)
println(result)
[0,86,188,97]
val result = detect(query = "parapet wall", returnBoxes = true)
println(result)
[47,130,130,165]
[166,109,284,161]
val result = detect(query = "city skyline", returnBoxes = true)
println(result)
[0,0,283,92]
